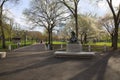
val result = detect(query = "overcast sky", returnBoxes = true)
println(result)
[5,0,120,31]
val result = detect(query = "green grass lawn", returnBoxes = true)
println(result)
[88,42,112,46]
[52,41,120,47]
[0,40,36,51]
[53,41,120,52]
[88,42,120,47]
[1,40,120,52]
[53,41,67,44]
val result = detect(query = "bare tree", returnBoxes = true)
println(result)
[106,0,120,50]
[0,0,19,48]
[96,0,120,50]
[59,0,80,38]
[100,14,115,47]
[23,0,67,50]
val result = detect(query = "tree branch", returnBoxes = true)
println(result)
[60,0,75,15]
[106,0,116,19]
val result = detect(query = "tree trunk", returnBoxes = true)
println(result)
[74,4,78,38]
[111,34,114,47]
[112,34,118,50]
[0,19,6,48]
[50,29,53,50]
[75,14,78,38]
[80,33,83,44]
[48,29,53,50]
[112,24,118,50]
[84,33,87,44]
[48,30,51,45]
[74,1,78,38]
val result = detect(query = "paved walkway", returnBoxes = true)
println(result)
[0,44,120,80]
[13,43,47,52]
[106,51,120,80]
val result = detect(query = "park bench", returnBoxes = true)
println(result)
[0,52,6,59]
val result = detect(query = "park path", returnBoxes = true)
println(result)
[0,44,120,80]
[13,43,47,52]
[7,43,48,58]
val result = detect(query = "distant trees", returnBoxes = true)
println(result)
[0,0,19,48]
[23,0,67,49]
[63,14,101,44]
[4,17,15,42]
[27,31,43,42]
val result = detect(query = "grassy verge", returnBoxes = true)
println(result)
[1,41,120,52]
[52,41,120,47]
[87,42,120,47]
[53,41,67,44]
[52,41,120,52]
[0,40,36,52]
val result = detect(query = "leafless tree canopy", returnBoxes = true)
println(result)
[24,0,67,30]
[23,0,68,49]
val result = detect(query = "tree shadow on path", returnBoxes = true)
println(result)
[0,56,68,77]
[70,52,114,80]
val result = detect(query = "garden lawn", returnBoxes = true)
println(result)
[90,42,120,47]
[53,41,67,44]
[0,41,36,51]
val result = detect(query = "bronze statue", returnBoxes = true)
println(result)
[69,31,78,43]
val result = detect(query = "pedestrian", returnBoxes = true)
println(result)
[40,40,43,43]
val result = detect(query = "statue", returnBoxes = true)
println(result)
[69,31,78,43]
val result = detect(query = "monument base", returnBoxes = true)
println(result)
[54,44,95,58]
[66,44,82,52]
[54,51,95,58]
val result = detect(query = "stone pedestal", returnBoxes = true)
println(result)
[66,44,82,52]
[54,43,96,58]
